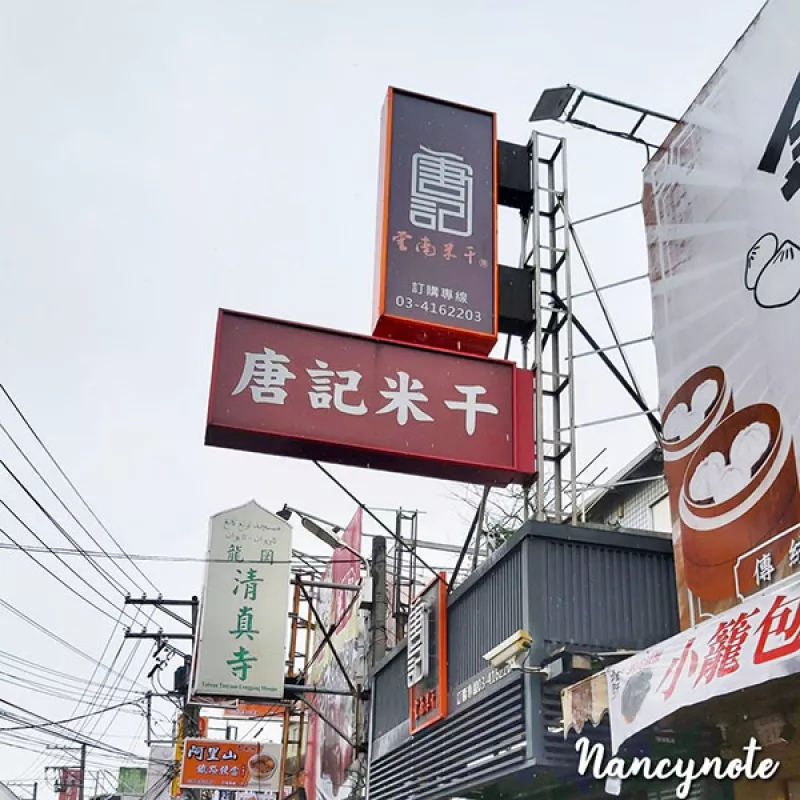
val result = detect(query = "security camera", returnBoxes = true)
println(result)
[482,630,533,669]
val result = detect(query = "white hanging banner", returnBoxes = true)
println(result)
[191,500,293,700]
[608,574,800,755]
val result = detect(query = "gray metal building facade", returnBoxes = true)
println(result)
[366,519,679,800]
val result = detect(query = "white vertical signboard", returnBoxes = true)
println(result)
[191,500,293,699]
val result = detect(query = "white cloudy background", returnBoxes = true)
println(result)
[0,0,766,795]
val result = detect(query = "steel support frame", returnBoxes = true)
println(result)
[527,131,577,524]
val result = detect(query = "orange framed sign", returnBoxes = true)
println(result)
[373,87,498,357]
[179,738,282,792]
[407,572,448,734]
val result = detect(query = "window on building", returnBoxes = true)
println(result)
[649,493,672,534]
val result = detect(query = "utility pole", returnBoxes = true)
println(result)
[369,536,387,668]
[46,745,88,800]
[78,744,86,800]
[124,596,200,800]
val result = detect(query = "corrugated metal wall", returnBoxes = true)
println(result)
[367,678,526,800]
[529,536,678,654]
[371,646,408,742]
[447,543,524,686]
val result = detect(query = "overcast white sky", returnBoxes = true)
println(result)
[0,0,767,794]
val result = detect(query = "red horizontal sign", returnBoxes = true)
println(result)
[206,310,534,486]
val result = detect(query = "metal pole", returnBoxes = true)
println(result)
[559,143,578,525]
[565,209,648,411]
[78,744,86,800]
[531,133,546,521]
[471,489,488,570]
[370,536,388,667]
[547,154,563,523]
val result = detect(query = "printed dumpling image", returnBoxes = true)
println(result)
[745,233,779,290]
[662,378,719,443]
[620,669,653,724]
[753,240,800,309]
[689,451,725,502]
[687,421,772,505]
[730,422,771,472]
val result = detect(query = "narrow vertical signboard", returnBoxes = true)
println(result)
[373,87,498,356]
[190,500,293,700]
[407,573,448,734]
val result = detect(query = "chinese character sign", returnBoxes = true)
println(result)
[206,310,535,487]
[643,0,800,630]
[406,598,430,688]
[190,501,293,700]
[373,87,497,356]
[607,574,800,755]
[408,573,448,735]
[180,739,282,793]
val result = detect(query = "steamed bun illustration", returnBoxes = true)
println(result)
[662,378,719,443]
[745,233,779,290]
[663,403,691,442]
[715,465,749,504]
[754,240,800,309]
[691,379,718,418]
[730,422,770,473]
[689,451,725,502]
[686,420,774,506]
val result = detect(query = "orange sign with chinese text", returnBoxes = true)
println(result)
[179,738,282,792]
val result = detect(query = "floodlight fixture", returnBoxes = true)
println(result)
[275,504,342,533]
[277,504,368,569]
[529,86,578,123]
[530,84,681,152]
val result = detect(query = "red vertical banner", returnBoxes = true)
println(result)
[304,509,364,800]
[58,769,82,800]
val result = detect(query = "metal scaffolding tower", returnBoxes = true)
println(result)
[282,580,314,797]
[386,509,420,643]
[528,131,578,524]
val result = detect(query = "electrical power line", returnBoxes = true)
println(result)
[0,597,145,688]
[0,418,151,597]
[0,698,142,733]
[0,650,142,693]
[0,698,168,763]
[0,382,165,779]
[0,522,134,626]
[0,383,160,594]
[0,459,134,601]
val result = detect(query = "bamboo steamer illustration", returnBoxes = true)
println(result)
[661,366,735,521]
[679,402,800,601]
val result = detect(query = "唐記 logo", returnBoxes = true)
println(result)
[758,72,800,203]
[409,145,474,237]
